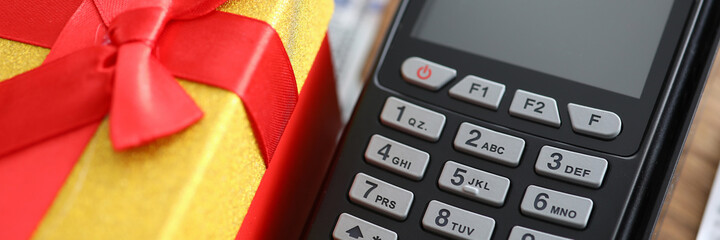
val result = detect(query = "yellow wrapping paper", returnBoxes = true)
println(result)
[0,0,333,239]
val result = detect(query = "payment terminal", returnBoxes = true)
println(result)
[305,0,720,239]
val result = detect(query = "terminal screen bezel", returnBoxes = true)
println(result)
[374,0,695,156]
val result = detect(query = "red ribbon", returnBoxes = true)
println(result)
[0,0,299,162]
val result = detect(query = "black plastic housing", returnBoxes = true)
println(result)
[304,0,720,239]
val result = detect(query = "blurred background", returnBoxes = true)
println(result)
[328,0,398,122]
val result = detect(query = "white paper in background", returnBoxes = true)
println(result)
[328,0,390,122]
[697,164,720,240]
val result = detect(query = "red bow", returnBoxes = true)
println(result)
[0,0,299,162]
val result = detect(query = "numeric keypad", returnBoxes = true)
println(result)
[345,91,610,238]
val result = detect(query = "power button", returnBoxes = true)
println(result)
[417,65,432,80]
[400,57,456,91]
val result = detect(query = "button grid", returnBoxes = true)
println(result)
[333,57,621,239]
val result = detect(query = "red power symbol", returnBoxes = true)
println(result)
[416,65,432,80]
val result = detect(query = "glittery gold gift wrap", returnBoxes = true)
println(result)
[0,0,333,239]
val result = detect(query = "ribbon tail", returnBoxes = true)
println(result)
[110,43,203,150]
[156,12,299,162]
[0,46,115,157]
[238,32,298,162]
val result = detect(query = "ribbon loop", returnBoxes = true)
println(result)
[100,2,206,150]
[108,7,167,46]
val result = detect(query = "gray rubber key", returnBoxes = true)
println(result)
[365,134,430,180]
[508,226,572,240]
[380,97,446,142]
[453,122,525,167]
[348,173,414,220]
[422,200,495,240]
[438,161,510,206]
[333,213,397,240]
[520,185,593,229]
[535,146,608,188]
[509,90,561,127]
[401,57,456,91]
[449,75,506,110]
[568,103,622,139]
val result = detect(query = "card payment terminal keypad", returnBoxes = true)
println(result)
[328,57,625,239]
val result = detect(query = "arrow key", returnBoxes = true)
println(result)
[346,226,363,239]
[333,213,397,240]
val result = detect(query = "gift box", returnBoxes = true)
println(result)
[0,0,340,239]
